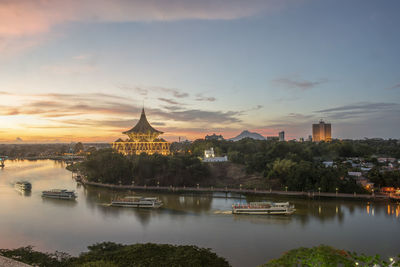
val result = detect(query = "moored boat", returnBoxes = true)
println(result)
[42,189,77,200]
[15,181,32,191]
[111,196,163,208]
[232,201,295,215]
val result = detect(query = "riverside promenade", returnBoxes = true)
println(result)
[81,180,389,201]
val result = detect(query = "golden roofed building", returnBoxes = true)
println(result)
[111,108,170,155]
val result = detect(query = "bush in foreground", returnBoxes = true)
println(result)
[0,242,230,267]
[262,245,400,267]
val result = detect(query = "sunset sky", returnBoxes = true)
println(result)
[0,0,399,143]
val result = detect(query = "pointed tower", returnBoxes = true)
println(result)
[112,108,170,155]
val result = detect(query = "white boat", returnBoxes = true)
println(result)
[232,201,295,215]
[42,189,77,200]
[15,181,32,191]
[111,196,163,208]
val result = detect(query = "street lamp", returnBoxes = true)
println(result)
[197,183,199,189]
[239,184,242,190]
[318,187,321,195]
[285,186,288,192]
[132,180,135,187]
[336,187,338,196]
[157,181,160,187]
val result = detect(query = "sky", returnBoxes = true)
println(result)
[0,0,399,143]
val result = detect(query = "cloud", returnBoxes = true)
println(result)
[162,109,241,123]
[386,83,400,90]
[316,102,400,121]
[0,91,241,127]
[158,98,181,105]
[155,86,189,98]
[195,94,216,102]
[272,78,328,91]
[119,85,189,99]
[317,102,398,113]
[0,0,290,38]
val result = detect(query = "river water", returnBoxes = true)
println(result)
[0,160,399,266]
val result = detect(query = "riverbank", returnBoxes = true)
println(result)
[80,179,389,201]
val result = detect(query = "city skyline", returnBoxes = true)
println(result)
[1,0,400,143]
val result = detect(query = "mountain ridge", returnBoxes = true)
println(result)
[229,130,265,141]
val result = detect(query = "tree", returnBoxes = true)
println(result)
[74,142,84,154]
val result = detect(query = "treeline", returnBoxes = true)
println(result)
[178,138,399,192]
[182,138,400,164]
[0,143,108,158]
[74,138,399,192]
[78,149,211,186]
[368,168,400,188]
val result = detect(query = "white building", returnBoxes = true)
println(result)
[203,147,228,162]
[322,161,334,167]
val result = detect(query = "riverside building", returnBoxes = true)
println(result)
[111,108,170,155]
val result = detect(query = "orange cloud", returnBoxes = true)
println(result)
[0,0,287,37]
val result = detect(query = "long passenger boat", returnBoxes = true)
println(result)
[111,196,163,208]
[232,201,296,215]
[42,189,77,200]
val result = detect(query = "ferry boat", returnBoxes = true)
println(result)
[111,196,163,208]
[232,201,295,215]
[42,189,77,200]
[15,181,32,191]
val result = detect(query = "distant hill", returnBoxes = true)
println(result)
[229,130,265,141]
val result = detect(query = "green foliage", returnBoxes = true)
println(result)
[77,260,118,267]
[74,142,85,153]
[178,138,399,192]
[79,149,211,186]
[72,242,230,267]
[368,168,400,188]
[0,242,229,267]
[0,246,71,267]
[262,245,400,267]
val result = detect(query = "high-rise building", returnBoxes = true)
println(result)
[312,120,332,142]
[279,131,285,142]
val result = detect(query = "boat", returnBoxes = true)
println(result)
[232,201,296,215]
[15,181,32,191]
[111,196,163,208]
[42,189,77,200]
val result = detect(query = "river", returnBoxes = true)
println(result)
[0,160,399,266]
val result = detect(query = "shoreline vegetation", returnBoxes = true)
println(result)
[69,138,400,198]
[1,243,398,267]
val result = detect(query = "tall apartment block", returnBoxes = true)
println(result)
[312,120,332,142]
[279,131,285,141]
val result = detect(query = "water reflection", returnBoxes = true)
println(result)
[41,197,77,207]
[77,184,400,225]
[15,189,31,197]
[0,160,399,267]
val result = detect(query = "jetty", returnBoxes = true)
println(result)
[80,180,389,201]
